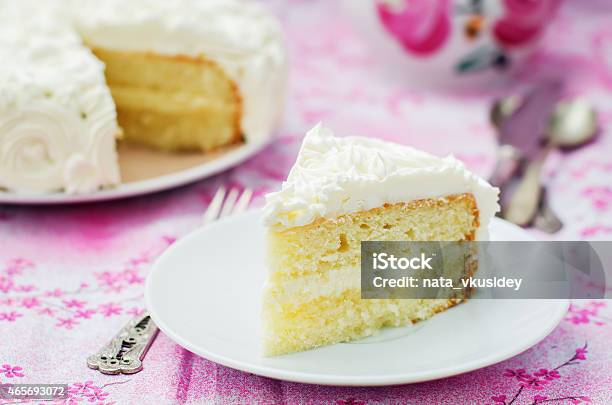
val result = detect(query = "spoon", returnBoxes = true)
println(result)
[489,96,523,189]
[489,81,563,189]
[490,95,522,130]
[490,90,562,232]
[504,99,598,227]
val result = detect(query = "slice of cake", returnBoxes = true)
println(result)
[261,124,499,356]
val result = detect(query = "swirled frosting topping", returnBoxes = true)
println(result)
[0,1,120,194]
[263,124,499,239]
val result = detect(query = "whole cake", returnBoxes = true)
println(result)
[262,124,499,356]
[0,0,286,194]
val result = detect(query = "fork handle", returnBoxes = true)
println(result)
[87,312,159,375]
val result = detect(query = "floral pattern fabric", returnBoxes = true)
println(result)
[0,1,611,404]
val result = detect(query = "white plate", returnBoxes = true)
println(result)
[145,211,569,386]
[0,139,268,205]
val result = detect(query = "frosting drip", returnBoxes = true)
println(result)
[263,124,500,239]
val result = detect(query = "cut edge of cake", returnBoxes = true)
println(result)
[91,47,245,152]
[261,124,499,356]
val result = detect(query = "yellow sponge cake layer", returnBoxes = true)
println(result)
[267,194,478,280]
[92,48,243,152]
[264,289,463,357]
[262,193,479,356]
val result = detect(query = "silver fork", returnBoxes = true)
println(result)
[87,187,253,375]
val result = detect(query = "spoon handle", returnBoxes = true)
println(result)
[503,146,552,226]
[533,186,563,233]
[489,145,521,188]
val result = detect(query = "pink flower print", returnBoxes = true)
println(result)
[494,0,560,47]
[0,364,24,378]
[20,297,40,308]
[582,186,612,211]
[4,266,22,277]
[566,303,606,326]
[490,394,507,404]
[580,225,612,238]
[566,313,589,325]
[126,273,145,285]
[38,307,55,316]
[534,368,560,380]
[96,272,120,289]
[15,284,35,292]
[63,299,86,309]
[533,395,548,402]
[5,258,33,275]
[502,368,530,381]
[575,347,588,360]
[377,0,451,55]
[74,309,96,319]
[0,275,13,293]
[56,318,79,329]
[519,377,548,390]
[45,288,64,297]
[106,284,125,293]
[99,303,122,317]
[68,381,97,396]
[0,311,23,322]
[97,272,115,284]
[84,388,109,403]
[128,255,150,266]
[126,307,145,317]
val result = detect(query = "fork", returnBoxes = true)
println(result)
[87,187,253,375]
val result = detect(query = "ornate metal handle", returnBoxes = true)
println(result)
[87,313,159,375]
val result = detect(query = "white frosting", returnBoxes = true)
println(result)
[0,1,120,194]
[73,0,287,145]
[263,124,500,239]
[0,0,285,194]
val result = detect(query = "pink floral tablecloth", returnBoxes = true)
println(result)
[1,1,611,404]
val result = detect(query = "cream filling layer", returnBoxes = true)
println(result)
[264,266,361,306]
